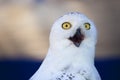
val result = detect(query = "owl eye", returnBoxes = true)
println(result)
[62,22,72,30]
[84,23,90,30]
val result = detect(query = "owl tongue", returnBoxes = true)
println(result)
[69,28,84,47]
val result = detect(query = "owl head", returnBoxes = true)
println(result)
[50,12,97,49]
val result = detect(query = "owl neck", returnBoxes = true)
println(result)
[49,38,96,64]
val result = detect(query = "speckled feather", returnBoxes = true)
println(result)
[50,70,88,80]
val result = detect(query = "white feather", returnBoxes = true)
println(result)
[30,12,101,80]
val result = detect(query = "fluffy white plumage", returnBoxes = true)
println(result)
[30,12,101,80]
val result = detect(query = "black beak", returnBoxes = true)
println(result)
[69,28,84,47]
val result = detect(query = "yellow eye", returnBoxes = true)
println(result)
[84,23,91,30]
[62,22,72,30]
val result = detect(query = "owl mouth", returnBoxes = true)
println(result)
[69,28,84,47]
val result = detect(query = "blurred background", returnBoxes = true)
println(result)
[0,0,120,80]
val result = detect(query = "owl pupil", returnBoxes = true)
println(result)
[66,25,68,27]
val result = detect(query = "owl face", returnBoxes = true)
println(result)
[50,12,97,47]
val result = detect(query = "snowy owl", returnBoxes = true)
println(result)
[30,12,101,80]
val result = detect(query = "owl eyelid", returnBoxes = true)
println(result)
[84,23,90,26]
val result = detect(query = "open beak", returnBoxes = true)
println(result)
[69,28,84,47]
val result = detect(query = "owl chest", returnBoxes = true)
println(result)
[50,67,90,80]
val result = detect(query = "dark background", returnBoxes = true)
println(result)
[0,58,120,80]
